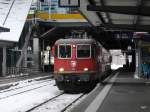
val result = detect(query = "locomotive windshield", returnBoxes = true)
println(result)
[59,45,71,58]
[77,45,91,58]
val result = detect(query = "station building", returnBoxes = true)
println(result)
[0,0,149,78]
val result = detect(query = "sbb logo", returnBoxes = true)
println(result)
[71,61,77,68]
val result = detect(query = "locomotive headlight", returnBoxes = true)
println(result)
[84,68,88,71]
[73,45,76,48]
[59,68,64,72]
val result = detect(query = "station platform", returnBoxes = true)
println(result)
[71,70,150,112]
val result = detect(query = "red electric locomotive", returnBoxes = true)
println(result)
[53,38,111,92]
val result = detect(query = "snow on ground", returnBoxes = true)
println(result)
[111,64,123,70]
[0,79,62,112]
[0,78,83,112]
[110,50,125,70]
[0,75,51,88]
[134,73,140,79]
[0,80,53,99]
[32,94,82,112]
[6,73,30,78]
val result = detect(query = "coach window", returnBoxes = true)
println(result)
[55,46,58,57]
[59,45,71,58]
[77,45,91,58]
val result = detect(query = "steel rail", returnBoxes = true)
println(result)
[61,94,86,112]
[25,93,64,112]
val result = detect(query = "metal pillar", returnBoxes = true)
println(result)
[125,53,129,70]
[131,50,136,72]
[138,47,141,76]
[16,26,33,67]
[42,40,45,71]
[2,46,6,76]
[23,49,27,68]
[135,40,141,77]
[33,38,40,71]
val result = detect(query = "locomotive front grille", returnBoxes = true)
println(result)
[54,73,97,82]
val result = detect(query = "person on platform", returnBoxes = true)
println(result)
[141,61,150,78]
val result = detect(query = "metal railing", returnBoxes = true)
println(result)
[7,67,40,75]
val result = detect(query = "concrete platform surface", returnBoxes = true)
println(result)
[71,71,150,112]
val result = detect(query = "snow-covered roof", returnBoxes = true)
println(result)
[55,38,96,44]
[0,0,32,42]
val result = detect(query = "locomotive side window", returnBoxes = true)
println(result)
[59,45,71,58]
[77,45,91,58]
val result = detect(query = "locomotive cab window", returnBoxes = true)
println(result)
[58,45,71,58]
[77,44,91,58]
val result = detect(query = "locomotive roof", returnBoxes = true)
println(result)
[55,38,97,44]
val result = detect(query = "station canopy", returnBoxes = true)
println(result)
[80,0,150,32]
[0,0,32,42]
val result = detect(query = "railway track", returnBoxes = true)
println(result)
[61,94,86,112]
[25,93,86,112]
[0,78,53,94]
[0,75,86,112]
[0,79,54,100]
[25,93,65,112]
[0,75,52,83]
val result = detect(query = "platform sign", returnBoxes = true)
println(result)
[59,0,80,7]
